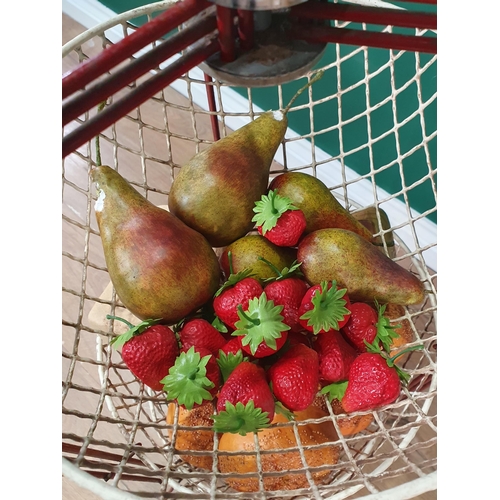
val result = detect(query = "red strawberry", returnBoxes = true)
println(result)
[267,343,319,411]
[213,361,275,434]
[313,329,358,383]
[261,259,309,333]
[252,189,306,247]
[212,262,264,330]
[341,301,402,353]
[298,281,352,334]
[219,336,245,357]
[340,302,378,352]
[178,318,227,356]
[341,352,401,413]
[108,316,179,391]
[161,346,220,410]
[233,292,290,358]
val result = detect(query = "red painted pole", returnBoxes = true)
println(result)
[62,0,212,100]
[237,9,254,52]
[63,15,217,127]
[216,5,237,62]
[204,73,221,142]
[62,39,220,158]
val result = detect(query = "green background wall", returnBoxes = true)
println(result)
[96,0,437,224]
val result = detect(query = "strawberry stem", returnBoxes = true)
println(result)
[258,256,281,276]
[106,314,135,330]
[387,344,424,366]
[237,305,261,326]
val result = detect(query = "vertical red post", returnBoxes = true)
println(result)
[237,9,254,52]
[204,73,221,141]
[216,5,237,62]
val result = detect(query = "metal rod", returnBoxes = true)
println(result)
[203,73,221,141]
[63,15,217,127]
[237,9,254,52]
[62,39,220,158]
[288,23,437,54]
[62,0,211,100]
[290,2,437,30]
[216,5,237,62]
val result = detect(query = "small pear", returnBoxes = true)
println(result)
[297,228,425,306]
[168,73,324,248]
[92,165,221,324]
[268,171,374,242]
[219,234,297,283]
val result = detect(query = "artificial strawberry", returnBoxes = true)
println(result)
[313,329,358,383]
[341,301,401,353]
[298,280,352,334]
[108,315,179,391]
[161,346,220,410]
[212,252,264,330]
[340,302,378,352]
[267,343,319,411]
[341,352,402,412]
[322,343,424,412]
[213,361,275,435]
[233,292,290,358]
[252,189,307,247]
[178,318,227,356]
[261,259,309,333]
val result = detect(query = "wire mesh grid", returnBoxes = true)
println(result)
[62,2,437,499]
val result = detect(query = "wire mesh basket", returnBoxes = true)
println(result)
[62,1,437,498]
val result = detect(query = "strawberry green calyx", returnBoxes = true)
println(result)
[233,292,291,355]
[274,400,295,421]
[373,301,401,353]
[160,346,215,410]
[300,281,351,335]
[365,341,425,384]
[107,315,163,349]
[259,257,304,282]
[252,189,299,235]
[212,400,271,435]
[215,251,255,298]
[217,350,248,382]
[320,381,349,403]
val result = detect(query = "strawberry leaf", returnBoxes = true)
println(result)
[374,301,401,353]
[300,281,350,335]
[233,292,291,356]
[274,401,295,421]
[260,258,304,283]
[107,316,162,349]
[217,350,248,382]
[212,316,229,333]
[160,346,215,410]
[212,400,271,435]
[251,189,299,235]
[320,381,349,403]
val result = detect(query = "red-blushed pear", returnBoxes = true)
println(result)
[297,228,426,306]
[92,165,221,325]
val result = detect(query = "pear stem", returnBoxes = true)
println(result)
[283,70,325,115]
[95,101,107,167]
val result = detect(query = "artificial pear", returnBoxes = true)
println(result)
[92,165,221,325]
[297,228,425,306]
[219,234,297,283]
[268,172,374,242]
[168,73,324,248]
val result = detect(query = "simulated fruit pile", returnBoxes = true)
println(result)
[91,74,427,492]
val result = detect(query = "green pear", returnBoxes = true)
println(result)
[168,73,324,248]
[92,165,221,324]
[297,228,425,305]
[268,171,374,242]
[219,234,297,283]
